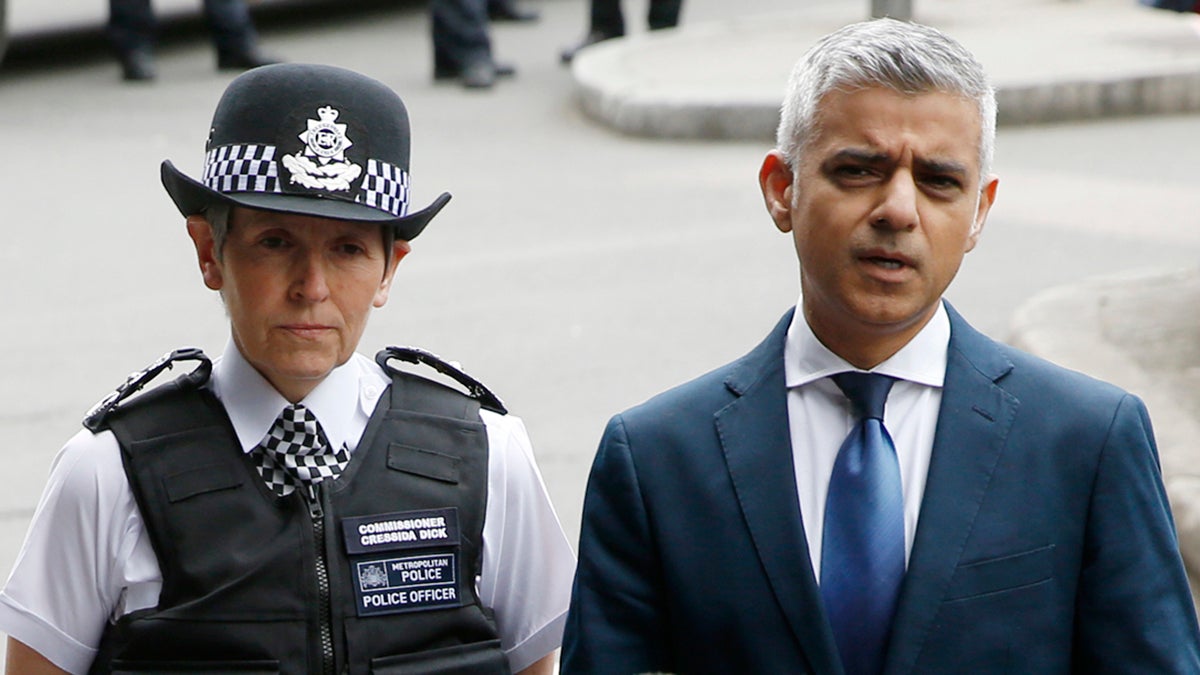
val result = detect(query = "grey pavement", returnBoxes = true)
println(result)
[0,0,1198,663]
[572,0,1200,138]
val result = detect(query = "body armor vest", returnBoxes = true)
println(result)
[86,349,509,675]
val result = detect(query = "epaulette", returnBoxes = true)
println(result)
[375,346,507,415]
[83,348,213,432]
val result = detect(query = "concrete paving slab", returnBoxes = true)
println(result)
[572,0,1200,139]
[1010,266,1200,613]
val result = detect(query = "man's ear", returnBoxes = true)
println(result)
[374,239,411,308]
[759,150,795,233]
[186,216,224,291]
[965,175,999,253]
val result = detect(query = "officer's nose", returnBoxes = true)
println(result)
[291,252,331,303]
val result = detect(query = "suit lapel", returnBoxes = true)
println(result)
[717,310,843,675]
[884,303,1020,675]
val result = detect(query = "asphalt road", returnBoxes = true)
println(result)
[1,0,1199,610]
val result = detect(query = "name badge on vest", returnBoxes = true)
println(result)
[343,508,464,616]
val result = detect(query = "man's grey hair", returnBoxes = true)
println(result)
[775,18,996,181]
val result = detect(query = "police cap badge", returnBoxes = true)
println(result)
[161,63,449,241]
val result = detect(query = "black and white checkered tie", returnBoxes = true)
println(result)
[253,403,350,498]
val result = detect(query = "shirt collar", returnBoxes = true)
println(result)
[784,300,950,388]
[210,339,389,454]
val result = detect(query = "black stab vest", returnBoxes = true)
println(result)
[88,367,508,675]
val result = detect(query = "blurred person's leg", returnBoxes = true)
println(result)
[560,0,624,64]
[107,0,157,80]
[590,0,624,36]
[488,0,539,23]
[203,0,276,70]
[647,0,681,30]
[433,0,512,88]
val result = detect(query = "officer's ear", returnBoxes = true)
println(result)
[374,239,411,308]
[186,216,224,291]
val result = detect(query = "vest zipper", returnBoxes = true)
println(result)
[308,489,336,675]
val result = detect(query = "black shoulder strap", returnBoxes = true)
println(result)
[375,346,507,415]
[83,348,213,432]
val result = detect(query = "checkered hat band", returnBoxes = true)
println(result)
[254,403,350,498]
[202,147,410,218]
[356,159,410,217]
[203,144,282,194]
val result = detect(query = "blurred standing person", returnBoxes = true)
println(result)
[559,0,682,63]
[108,0,277,81]
[432,0,523,89]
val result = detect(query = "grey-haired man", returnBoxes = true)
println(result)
[563,19,1200,674]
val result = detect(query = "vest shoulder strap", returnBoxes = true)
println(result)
[83,348,213,432]
[375,346,507,415]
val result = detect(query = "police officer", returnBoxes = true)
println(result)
[0,63,574,674]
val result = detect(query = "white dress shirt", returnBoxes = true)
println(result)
[784,301,950,580]
[0,342,576,674]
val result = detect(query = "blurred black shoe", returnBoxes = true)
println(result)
[217,48,280,71]
[119,48,157,81]
[461,61,498,89]
[488,1,539,22]
[559,30,621,64]
[434,60,516,86]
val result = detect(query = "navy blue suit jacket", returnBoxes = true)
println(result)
[562,305,1200,674]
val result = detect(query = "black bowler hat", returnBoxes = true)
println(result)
[161,63,449,241]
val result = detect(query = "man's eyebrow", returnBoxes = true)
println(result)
[823,149,972,178]
[827,148,891,165]
[915,157,970,176]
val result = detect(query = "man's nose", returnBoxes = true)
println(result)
[869,172,919,231]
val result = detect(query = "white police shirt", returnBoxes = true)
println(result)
[0,343,576,674]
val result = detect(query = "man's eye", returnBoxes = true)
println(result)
[922,175,962,191]
[836,166,872,177]
[259,237,287,248]
[339,244,366,256]
[830,165,879,184]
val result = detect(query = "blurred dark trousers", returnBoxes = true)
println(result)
[107,0,260,55]
[431,0,492,71]
[591,0,684,35]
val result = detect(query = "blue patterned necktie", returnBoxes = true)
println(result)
[821,372,905,675]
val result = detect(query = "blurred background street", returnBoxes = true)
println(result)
[1,0,1199,653]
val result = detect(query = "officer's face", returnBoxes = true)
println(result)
[187,207,409,402]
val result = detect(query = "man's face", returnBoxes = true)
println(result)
[760,87,998,368]
[187,207,409,402]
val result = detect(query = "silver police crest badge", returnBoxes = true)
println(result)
[281,105,363,192]
[359,563,389,590]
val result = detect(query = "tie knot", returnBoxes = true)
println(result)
[832,372,896,421]
[271,404,326,451]
[255,403,350,497]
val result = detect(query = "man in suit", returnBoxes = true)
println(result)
[561,18,1200,674]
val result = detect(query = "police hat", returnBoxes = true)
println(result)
[161,63,449,241]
